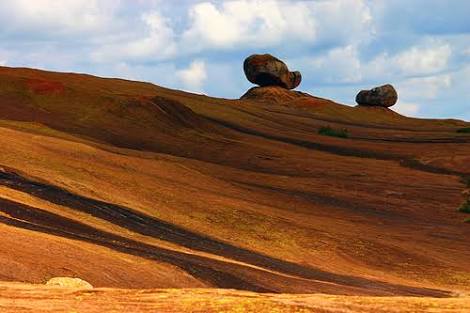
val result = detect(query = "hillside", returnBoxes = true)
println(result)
[0,66,469,311]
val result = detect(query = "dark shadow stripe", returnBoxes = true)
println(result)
[205,117,469,177]
[0,198,270,292]
[0,168,325,281]
[232,105,470,143]
[352,136,470,144]
[0,168,451,297]
[263,107,470,134]
[232,181,407,222]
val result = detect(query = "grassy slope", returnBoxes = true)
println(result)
[0,66,470,309]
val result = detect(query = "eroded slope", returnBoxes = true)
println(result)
[0,66,469,297]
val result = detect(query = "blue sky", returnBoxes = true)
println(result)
[0,0,469,120]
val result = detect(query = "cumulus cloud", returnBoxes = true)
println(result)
[362,40,452,79]
[180,0,373,52]
[176,60,208,93]
[376,73,452,118]
[0,0,117,37]
[181,1,316,50]
[127,12,176,58]
[398,74,452,100]
[112,62,138,81]
[394,101,420,116]
[306,45,362,83]
[0,0,375,66]
[292,37,455,117]
[92,11,176,62]
[309,0,374,46]
[395,43,451,76]
[297,39,451,87]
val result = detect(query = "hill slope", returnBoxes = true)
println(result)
[0,66,469,308]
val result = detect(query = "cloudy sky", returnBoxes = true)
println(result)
[0,0,469,120]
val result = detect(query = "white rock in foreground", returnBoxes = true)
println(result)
[45,277,93,289]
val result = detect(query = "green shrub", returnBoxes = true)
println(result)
[458,200,470,214]
[457,127,470,133]
[318,126,349,138]
[462,177,470,187]
[465,218,470,223]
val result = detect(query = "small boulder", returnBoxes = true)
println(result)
[243,54,301,90]
[355,84,398,107]
[45,277,93,289]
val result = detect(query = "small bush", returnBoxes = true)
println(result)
[318,126,349,138]
[458,200,470,214]
[465,218,470,223]
[457,127,470,134]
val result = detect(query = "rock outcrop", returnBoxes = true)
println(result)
[355,84,398,107]
[240,86,312,103]
[243,54,301,90]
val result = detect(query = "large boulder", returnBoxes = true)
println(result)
[243,54,301,90]
[355,84,398,107]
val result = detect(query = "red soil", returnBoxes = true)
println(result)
[26,78,65,95]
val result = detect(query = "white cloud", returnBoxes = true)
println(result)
[181,0,373,52]
[112,62,138,81]
[0,0,117,35]
[361,52,389,78]
[181,1,317,50]
[1,0,375,65]
[203,61,253,98]
[176,60,207,93]
[292,38,455,116]
[92,11,176,62]
[124,12,176,59]
[362,40,452,78]
[307,45,362,83]
[0,59,6,66]
[398,74,452,100]
[310,0,374,45]
[394,101,420,116]
[395,43,451,76]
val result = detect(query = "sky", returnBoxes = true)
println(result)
[0,0,469,120]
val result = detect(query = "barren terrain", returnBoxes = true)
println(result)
[0,66,469,311]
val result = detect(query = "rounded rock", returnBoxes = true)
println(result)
[355,84,398,107]
[243,54,301,90]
